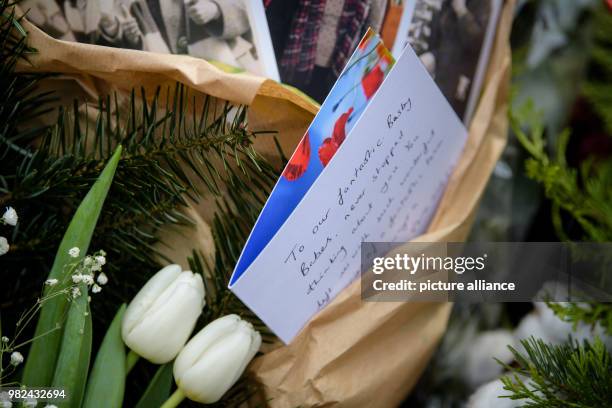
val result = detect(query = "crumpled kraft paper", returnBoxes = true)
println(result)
[16,0,514,404]
[250,1,515,406]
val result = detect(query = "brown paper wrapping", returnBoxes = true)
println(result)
[16,0,514,404]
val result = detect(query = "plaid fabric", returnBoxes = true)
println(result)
[278,0,327,84]
[331,0,371,76]
[276,0,372,83]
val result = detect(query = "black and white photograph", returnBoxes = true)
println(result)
[392,0,502,124]
[22,0,280,80]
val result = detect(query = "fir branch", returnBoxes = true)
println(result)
[2,84,280,308]
[547,303,612,337]
[510,100,612,242]
[500,337,612,407]
[0,0,55,162]
[1,4,283,404]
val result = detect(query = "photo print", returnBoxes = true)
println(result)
[22,0,280,80]
[392,0,503,124]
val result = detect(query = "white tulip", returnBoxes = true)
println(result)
[173,314,261,404]
[122,264,205,364]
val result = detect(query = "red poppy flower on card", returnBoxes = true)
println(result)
[332,107,353,145]
[318,107,353,167]
[283,133,311,181]
[318,137,336,167]
[361,65,385,100]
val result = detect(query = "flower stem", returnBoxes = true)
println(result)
[126,350,140,373]
[160,388,185,408]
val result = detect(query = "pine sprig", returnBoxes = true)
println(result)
[1,4,284,405]
[500,337,612,407]
[548,302,612,337]
[510,100,612,242]
[188,176,279,341]
[1,0,281,340]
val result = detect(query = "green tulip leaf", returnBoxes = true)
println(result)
[23,145,123,388]
[51,285,92,408]
[83,304,127,408]
[134,363,174,408]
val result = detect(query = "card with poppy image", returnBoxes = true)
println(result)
[233,30,395,282]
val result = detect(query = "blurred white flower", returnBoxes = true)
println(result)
[95,255,106,266]
[1,336,8,343]
[97,272,108,285]
[516,302,612,350]
[68,247,80,258]
[72,273,83,284]
[0,392,11,408]
[463,330,515,388]
[23,398,37,408]
[2,207,17,226]
[92,284,102,294]
[0,237,9,256]
[467,379,518,408]
[173,314,261,404]
[10,351,24,366]
[45,278,59,287]
[122,264,205,364]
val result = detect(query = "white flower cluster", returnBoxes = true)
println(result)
[67,248,109,298]
[0,207,18,256]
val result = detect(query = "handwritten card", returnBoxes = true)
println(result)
[229,37,468,344]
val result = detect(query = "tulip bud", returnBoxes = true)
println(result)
[173,314,261,404]
[122,264,205,364]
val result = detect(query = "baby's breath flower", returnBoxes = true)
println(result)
[23,398,37,408]
[1,336,8,343]
[72,273,83,284]
[99,249,106,257]
[97,272,108,285]
[95,255,106,266]
[45,278,59,286]
[71,287,81,299]
[0,394,11,408]
[92,284,102,294]
[45,405,58,408]
[10,351,24,366]
[83,256,93,266]
[2,207,17,226]
[68,247,80,258]
[91,263,102,272]
[0,237,9,256]
[82,274,94,286]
